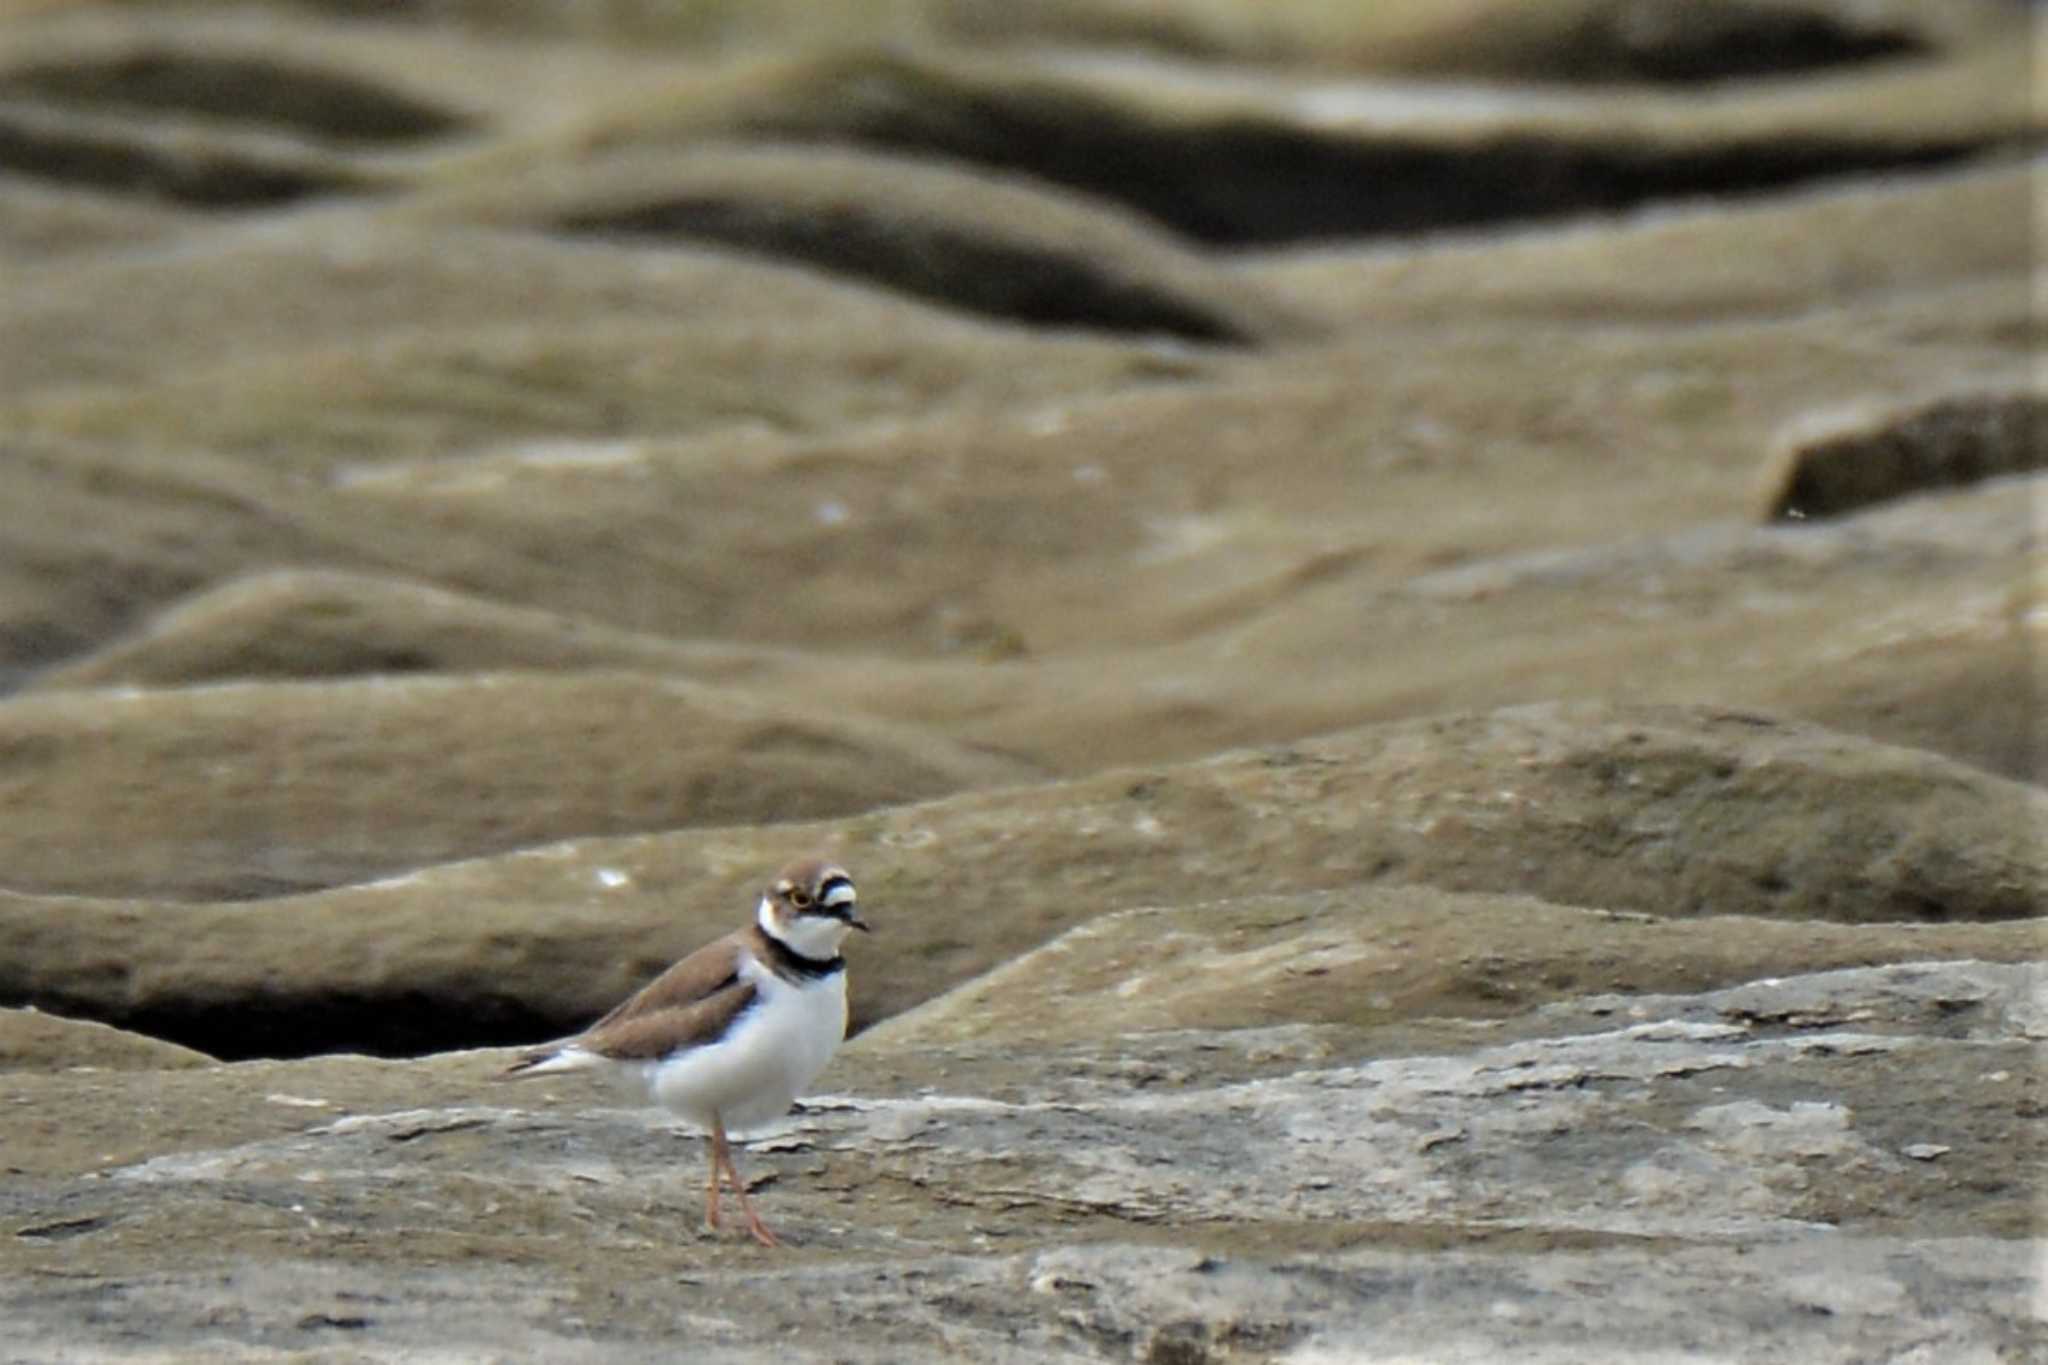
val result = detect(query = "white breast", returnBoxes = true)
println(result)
[642,953,847,1136]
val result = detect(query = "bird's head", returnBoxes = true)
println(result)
[758,858,869,959]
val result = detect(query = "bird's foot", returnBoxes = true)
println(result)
[744,1211,783,1249]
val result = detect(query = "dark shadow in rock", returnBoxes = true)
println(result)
[1761,391,2045,521]
[0,52,469,144]
[737,57,2002,245]
[0,104,370,207]
[1554,0,1930,84]
[413,143,1290,345]
[918,0,1935,81]
[97,989,562,1064]
[557,195,1257,344]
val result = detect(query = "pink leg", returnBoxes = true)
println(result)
[710,1116,781,1248]
[703,1132,722,1230]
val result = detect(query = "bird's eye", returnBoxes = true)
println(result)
[789,887,814,909]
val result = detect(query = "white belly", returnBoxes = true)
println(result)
[640,967,846,1136]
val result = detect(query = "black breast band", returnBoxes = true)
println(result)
[763,934,845,981]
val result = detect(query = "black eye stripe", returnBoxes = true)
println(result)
[776,872,855,913]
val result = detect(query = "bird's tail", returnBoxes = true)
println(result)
[497,1044,596,1081]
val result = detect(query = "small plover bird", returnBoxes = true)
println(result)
[502,857,869,1247]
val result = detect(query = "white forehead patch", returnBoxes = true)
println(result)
[821,881,857,908]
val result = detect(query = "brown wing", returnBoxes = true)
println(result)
[576,932,758,1061]
[577,976,759,1061]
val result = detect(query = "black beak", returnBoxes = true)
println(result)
[845,910,872,933]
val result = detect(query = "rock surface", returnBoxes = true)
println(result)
[0,0,2038,1358]
[2,957,2040,1360]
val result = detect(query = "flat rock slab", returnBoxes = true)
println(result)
[0,1238,2035,1364]
[1,959,2039,1360]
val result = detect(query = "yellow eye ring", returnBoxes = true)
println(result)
[789,888,813,909]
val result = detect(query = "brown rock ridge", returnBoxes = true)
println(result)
[666,45,2033,244]
[1759,390,2046,521]
[409,143,1299,344]
[863,887,2047,1048]
[1,702,2039,1058]
[0,671,1039,900]
[19,463,2038,787]
[0,1005,214,1073]
[23,569,785,691]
